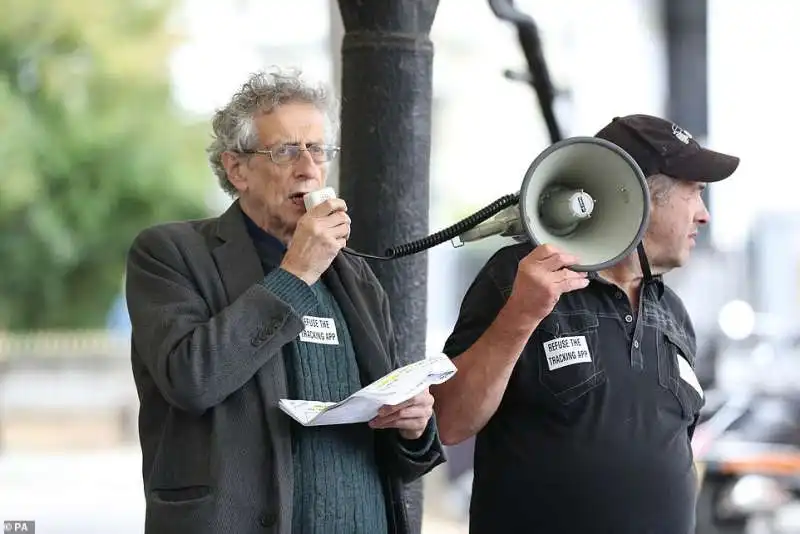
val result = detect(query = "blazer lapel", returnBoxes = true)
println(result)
[211,201,265,303]
[211,201,293,502]
[324,257,393,386]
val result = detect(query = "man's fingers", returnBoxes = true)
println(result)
[370,406,432,428]
[308,197,347,216]
[557,269,588,282]
[378,390,432,416]
[333,222,351,240]
[539,252,582,272]
[529,243,561,260]
[377,398,416,418]
[557,274,590,293]
[304,212,349,242]
[319,211,350,228]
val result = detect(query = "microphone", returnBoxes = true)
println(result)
[303,187,337,211]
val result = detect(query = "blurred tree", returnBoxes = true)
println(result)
[0,0,211,331]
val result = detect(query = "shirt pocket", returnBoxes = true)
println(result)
[659,329,705,421]
[535,311,606,405]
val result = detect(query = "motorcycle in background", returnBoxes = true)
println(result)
[693,391,800,534]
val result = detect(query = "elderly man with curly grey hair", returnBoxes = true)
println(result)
[125,67,444,534]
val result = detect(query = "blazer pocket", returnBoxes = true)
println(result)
[152,484,213,505]
[146,488,215,534]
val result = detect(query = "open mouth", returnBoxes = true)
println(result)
[289,192,306,207]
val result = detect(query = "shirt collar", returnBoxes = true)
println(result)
[242,210,287,255]
[587,271,665,300]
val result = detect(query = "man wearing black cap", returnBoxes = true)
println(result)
[430,114,739,533]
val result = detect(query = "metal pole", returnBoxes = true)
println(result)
[664,0,711,248]
[336,1,439,532]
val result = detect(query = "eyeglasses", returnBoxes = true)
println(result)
[238,143,340,165]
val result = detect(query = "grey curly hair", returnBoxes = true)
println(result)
[206,67,339,197]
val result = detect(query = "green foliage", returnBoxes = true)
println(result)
[0,0,212,330]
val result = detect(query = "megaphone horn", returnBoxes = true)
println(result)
[519,136,650,272]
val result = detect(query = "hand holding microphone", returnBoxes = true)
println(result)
[280,188,350,285]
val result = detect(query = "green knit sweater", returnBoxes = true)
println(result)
[255,244,387,534]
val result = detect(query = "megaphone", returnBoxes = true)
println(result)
[458,136,650,272]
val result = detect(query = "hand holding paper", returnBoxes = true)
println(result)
[279,354,457,427]
[369,388,434,439]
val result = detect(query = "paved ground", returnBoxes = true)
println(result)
[0,362,469,533]
[9,441,800,533]
[0,445,468,534]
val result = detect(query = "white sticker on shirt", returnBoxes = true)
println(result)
[543,336,592,371]
[298,316,339,345]
[677,352,704,399]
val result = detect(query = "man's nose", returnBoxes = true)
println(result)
[697,204,711,225]
[293,150,321,178]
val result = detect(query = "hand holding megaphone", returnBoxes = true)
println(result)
[506,244,590,322]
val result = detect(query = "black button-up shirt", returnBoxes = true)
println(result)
[443,242,705,534]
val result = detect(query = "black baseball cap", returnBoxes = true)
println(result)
[595,114,739,182]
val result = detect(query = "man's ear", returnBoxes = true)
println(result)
[221,151,247,193]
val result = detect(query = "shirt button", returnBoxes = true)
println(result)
[633,340,640,349]
[625,314,633,323]
[615,291,623,299]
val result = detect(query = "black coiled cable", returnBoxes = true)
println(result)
[343,193,520,261]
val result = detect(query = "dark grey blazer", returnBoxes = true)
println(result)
[125,201,445,534]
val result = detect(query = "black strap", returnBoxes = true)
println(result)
[637,242,653,281]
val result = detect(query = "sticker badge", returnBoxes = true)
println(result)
[299,316,339,345]
[677,353,703,398]
[543,336,592,371]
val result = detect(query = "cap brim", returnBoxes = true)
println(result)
[671,148,740,183]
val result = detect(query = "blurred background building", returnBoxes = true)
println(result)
[1,0,799,532]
